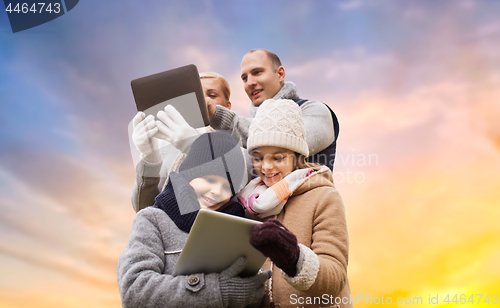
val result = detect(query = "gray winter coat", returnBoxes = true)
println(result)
[117,207,224,307]
[117,206,269,308]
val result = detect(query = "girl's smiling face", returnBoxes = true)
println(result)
[251,146,296,187]
[189,175,232,211]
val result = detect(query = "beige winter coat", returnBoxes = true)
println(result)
[250,166,352,308]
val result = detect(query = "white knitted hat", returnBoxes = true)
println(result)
[247,99,309,156]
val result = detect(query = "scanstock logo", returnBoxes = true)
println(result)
[3,0,79,33]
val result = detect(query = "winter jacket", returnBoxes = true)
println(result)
[249,166,352,308]
[117,206,216,308]
[118,182,255,308]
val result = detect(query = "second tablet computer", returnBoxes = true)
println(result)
[173,209,267,277]
[131,64,210,128]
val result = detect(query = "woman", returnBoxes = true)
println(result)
[130,72,236,212]
[200,71,231,117]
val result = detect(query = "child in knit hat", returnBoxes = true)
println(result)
[238,99,352,308]
[118,131,270,308]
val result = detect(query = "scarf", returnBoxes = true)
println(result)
[237,168,315,218]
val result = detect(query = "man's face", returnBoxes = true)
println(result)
[240,50,285,106]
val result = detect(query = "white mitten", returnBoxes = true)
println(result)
[132,112,160,162]
[156,105,200,153]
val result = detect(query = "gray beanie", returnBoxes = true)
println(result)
[178,131,245,192]
[169,131,246,215]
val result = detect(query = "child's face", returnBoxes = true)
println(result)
[189,175,232,211]
[251,146,296,187]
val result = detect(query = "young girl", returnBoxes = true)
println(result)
[237,99,352,308]
[118,131,270,308]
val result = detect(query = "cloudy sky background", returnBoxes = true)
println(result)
[1,0,500,307]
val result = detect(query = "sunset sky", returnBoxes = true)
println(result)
[1,0,500,307]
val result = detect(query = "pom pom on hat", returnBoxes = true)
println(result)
[247,99,309,157]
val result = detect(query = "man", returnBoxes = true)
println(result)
[210,49,339,170]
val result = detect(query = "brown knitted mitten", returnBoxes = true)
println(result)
[250,219,300,277]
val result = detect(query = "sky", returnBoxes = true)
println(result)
[1,0,500,307]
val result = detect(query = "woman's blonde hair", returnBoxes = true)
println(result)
[199,72,231,101]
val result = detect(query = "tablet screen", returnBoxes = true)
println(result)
[173,209,266,277]
[131,64,210,128]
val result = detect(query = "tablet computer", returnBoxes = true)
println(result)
[172,209,267,277]
[131,64,210,128]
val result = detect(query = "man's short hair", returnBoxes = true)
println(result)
[249,49,282,72]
